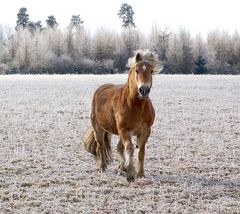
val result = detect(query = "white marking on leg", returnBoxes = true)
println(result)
[125,151,133,167]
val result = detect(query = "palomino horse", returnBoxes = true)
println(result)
[83,50,161,182]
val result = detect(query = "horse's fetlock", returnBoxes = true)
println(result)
[126,147,134,156]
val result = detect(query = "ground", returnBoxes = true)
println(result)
[0,74,239,214]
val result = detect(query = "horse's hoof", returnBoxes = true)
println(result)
[126,169,135,182]
[136,173,145,178]
[126,175,135,182]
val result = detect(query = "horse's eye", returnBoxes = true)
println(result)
[151,70,153,73]
[136,69,139,74]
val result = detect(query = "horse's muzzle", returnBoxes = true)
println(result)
[139,86,151,98]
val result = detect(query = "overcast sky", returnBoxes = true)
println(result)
[0,0,240,36]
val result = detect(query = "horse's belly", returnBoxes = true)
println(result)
[93,84,120,135]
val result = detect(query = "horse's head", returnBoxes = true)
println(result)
[134,53,153,98]
[130,50,162,99]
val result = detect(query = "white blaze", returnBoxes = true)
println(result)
[142,65,146,72]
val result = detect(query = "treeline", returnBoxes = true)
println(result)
[0,6,240,74]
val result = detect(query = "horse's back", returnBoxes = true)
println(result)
[95,83,122,93]
[93,83,122,104]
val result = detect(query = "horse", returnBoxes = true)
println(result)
[83,50,161,182]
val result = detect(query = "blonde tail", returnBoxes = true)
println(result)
[83,127,112,164]
[83,127,98,156]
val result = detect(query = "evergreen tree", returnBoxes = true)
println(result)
[46,15,58,28]
[27,21,36,33]
[16,7,29,30]
[34,21,42,31]
[194,55,207,74]
[71,15,84,29]
[27,21,42,34]
[118,3,136,28]
[66,15,84,59]
[118,3,136,64]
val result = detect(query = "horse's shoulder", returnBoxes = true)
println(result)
[145,100,155,124]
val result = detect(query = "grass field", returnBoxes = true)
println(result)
[0,74,239,213]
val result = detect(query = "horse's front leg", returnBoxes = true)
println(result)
[120,132,135,182]
[136,129,151,178]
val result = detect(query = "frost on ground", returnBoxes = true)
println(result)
[0,74,239,214]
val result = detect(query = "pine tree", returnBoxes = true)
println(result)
[27,21,36,33]
[118,3,136,62]
[16,7,29,30]
[67,15,84,59]
[27,21,42,34]
[118,3,136,28]
[71,15,84,30]
[34,21,42,31]
[46,15,58,28]
[194,55,207,74]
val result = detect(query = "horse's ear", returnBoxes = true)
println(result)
[135,52,142,63]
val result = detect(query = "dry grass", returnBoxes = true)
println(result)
[0,74,239,214]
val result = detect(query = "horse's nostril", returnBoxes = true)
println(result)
[147,87,150,94]
[139,86,144,94]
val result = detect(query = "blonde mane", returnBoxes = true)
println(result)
[128,49,163,74]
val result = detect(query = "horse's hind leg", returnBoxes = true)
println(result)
[93,127,107,172]
[117,139,126,172]
[104,132,112,164]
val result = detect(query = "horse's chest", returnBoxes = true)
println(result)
[116,108,153,134]
[131,112,149,131]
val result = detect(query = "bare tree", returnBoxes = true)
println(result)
[167,33,183,74]
[150,25,171,72]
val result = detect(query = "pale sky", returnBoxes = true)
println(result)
[0,0,240,36]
